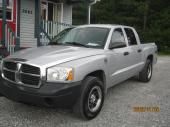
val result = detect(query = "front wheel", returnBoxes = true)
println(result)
[73,76,104,120]
[139,59,153,82]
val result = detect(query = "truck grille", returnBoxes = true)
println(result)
[2,60,41,88]
[3,69,16,82]
[20,64,41,86]
[20,73,40,86]
[2,61,17,82]
[3,61,17,71]
[21,64,40,75]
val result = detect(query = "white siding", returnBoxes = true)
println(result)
[63,4,72,25]
[20,0,37,47]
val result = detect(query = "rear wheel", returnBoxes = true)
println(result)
[139,59,153,82]
[73,76,104,120]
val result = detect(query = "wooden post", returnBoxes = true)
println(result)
[15,37,20,51]
[15,0,21,51]
[2,0,7,46]
[35,0,41,47]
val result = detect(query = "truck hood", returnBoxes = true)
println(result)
[7,46,105,67]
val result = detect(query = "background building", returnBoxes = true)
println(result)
[0,0,83,55]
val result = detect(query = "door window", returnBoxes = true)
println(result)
[124,28,137,45]
[111,28,126,44]
[0,0,13,20]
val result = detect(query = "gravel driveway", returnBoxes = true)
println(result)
[0,56,170,127]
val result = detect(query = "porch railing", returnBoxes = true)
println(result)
[40,26,52,46]
[5,23,19,55]
[40,20,72,46]
[42,20,72,38]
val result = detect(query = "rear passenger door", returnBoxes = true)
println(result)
[124,28,143,74]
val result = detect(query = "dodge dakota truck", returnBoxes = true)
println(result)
[0,25,157,120]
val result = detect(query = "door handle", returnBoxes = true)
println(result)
[138,49,142,53]
[124,52,129,56]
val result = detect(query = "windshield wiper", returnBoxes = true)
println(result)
[65,42,89,48]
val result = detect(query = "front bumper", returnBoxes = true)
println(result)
[0,78,82,108]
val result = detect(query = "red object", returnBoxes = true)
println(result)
[0,0,16,41]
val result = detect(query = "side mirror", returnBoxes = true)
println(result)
[109,42,126,49]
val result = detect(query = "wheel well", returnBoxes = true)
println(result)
[147,55,153,62]
[86,70,105,83]
[85,70,107,94]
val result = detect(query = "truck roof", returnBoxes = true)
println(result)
[76,24,133,29]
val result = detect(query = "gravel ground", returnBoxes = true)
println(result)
[0,56,170,127]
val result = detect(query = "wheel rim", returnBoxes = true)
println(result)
[147,63,152,79]
[88,86,102,113]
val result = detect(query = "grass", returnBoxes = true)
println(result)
[158,51,170,56]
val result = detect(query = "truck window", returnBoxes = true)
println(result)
[124,28,137,45]
[51,27,110,49]
[111,28,126,44]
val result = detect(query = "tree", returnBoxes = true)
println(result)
[73,0,170,51]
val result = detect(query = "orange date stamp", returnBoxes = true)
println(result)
[133,106,160,112]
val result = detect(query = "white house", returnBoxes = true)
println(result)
[0,0,83,53]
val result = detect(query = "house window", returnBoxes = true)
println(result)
[0,0,13,20]
[0,0,3,19]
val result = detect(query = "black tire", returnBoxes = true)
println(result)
[139,59,153,82]
[73,76,104,120]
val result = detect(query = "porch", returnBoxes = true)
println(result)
[0,0,83,57]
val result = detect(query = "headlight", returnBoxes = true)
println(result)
[47,67,73,82]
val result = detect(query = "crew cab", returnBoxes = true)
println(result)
[0,25,157,120]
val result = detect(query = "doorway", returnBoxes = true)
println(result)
[41,0,62,23]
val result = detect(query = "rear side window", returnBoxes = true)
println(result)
[124,28,137,45]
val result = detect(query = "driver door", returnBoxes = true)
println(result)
[107,28,132,87]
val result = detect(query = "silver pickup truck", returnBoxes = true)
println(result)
[0,25,157,120]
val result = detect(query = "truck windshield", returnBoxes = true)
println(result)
[50,27,110,49]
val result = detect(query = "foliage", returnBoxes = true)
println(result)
[73,0,170,51]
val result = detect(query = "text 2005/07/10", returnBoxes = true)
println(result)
[133,106,160,112]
